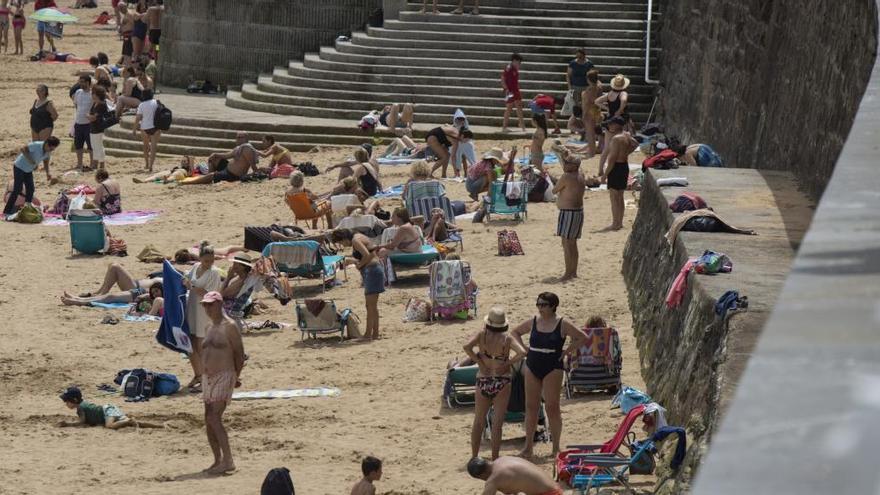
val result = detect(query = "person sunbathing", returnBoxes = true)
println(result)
[133,156,193,183]
[327,147,382,196]
[401,160,443,200]
[43,51,90,63]
[286,170,332,229]
[173,245,247,263]
[181,132,260,184]
[425,207,460,242]
[76,262,161,297]
[58,387,166,430]
[376,103,414,136]
[381,135,428,159]
[61,281,164,316]
[375,208,422,259]
[258,135,293,167]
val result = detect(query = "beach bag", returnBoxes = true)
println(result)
[527,174,549,202]
[715,290,748,317]
[560,90,574,116]
[152,373,180,396]
[497,229,524,256]
[97,108,119,132]
[69,192,87,212]
[694,250,732,274]
[629,439,657,475]
[154,100,172,131]
[297,162,320,176]
[669,193,706,213]
[683,216,722,232]
[120,368,155,399]
[403,297,431,322]
[51,189,71,216]
[340,308,361,338]
[270,164,295,179]
[261,467,295,495]
[107,236,127,256]
[14,203,43,223]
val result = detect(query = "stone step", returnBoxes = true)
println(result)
[401,5,651,19]
[103,135,347,157]
[261,72,655,106]
[351,31,656,54]
[318,46,647,76]
[366,25,646,47]
[301,53,650,84]
[397,11,653,29]
[337,39,656,66]
[382,19,647,39]
[404,0,650,10]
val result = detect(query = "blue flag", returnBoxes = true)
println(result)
[156,260,192,354]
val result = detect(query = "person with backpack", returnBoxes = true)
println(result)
[133,88,162,172]
[3,136,58,216]
[58,386,166,430]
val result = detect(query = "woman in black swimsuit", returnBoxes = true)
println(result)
[463,307,526,459]
[30,84,58,142]
[511,292,587,457]
[425,125,459,178]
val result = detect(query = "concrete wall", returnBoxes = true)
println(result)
[656,0,878,199]
[157,0,382,88]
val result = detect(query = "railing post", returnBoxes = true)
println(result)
[645,0,660,84]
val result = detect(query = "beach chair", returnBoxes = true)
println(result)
[69,209,106,255]
[261,240,345,292]
[403,180,445,212]
[429,260,477,320]
[335,214,386,241]
[554,404,647,484]
[294,299,346,340]
[442,364,478,407]
[285,192,331,229]
[485,363,549,443]
[411,195,464,252]
[379,226,440,282]
[564,327,622,398]
[486,179,529,221]
[568,438,656,494]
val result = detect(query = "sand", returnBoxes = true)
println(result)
[0,5,648,494]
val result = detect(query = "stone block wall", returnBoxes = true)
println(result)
[157,0,382,88]
[656,0,878,199]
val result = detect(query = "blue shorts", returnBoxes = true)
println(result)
[360,263,385,295]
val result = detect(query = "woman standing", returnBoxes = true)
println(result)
[463,307,526,459]
[511,292,587,457]
[526,113,547,167]
[133,88,160,171]
[3,137,58,215]
[29,84,58,173]
[183,242,223,392]
[425,125,459,178]
[332,229,384,340]
[580,69,603,157]
[87,86,109,170]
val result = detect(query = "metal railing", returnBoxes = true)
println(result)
[645,0,660,84]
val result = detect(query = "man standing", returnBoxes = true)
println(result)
[200,291,245,475]
[143,0,163,59]
[467,456,563,495]
[3,137,59,215]
[501,53,525,133]
[34,0,58,53]
[72,75,94,171]
[566,48,594,109]
[551,147,586,280]
[600,116,638,231]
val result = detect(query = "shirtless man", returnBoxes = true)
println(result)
[200,291,245,475]
[117,3,135,66]
[600,116,638,231]
[142,0,163,59]
[183,132,260,184]
[552,146,586,280]
[467,456,563,495]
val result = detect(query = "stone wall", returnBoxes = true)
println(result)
[656,0,878,199]
[157,0,382,88]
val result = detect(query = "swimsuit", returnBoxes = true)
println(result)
[98,183,121,215]
[426,127,452,148]
[359,169,379,196]
[607,92,630,121]
[476,331,512,399]
[148,28,160,45]
[121,31,133,56]
[271,146,290,163]
[202,369,237,405]
[556,208,584,239]
[30,101,54,133]
[12,13,24,29]
[607,162,629,191]
[0,8,9,27]
[132,18,148,40]
[526,317,565,380]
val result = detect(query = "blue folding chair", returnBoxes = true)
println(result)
[570,439,656,494]
[486,180,529,221]
[262,240,345,292]
[68,209,106,255]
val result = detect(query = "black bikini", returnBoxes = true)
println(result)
[525,317,565,380]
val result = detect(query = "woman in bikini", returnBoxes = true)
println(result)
[92,169,121,215]
[463,307,526,459]
[511,292,587,457]
[425,125,459,178]
[11,2,24,55]
[61,281,164,316]
[72,262,161,298]
[580,69,603,157]
[114,66,142,117]
[133,155,194,183]
[375,207,422,259]
[258,135,293,168]
[0,0,10,54]
[525,113,547,168]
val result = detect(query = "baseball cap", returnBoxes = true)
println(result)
[200,291,223,304]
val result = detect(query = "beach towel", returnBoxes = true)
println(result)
[665,208,756,248]
[232,387,341,400]
[124,314,162,322]
[68,184,96,195]
[377,157,418,165]
[665,259,697,309]
[669,193,707,213]
[656,177,689,187]
[336,215,386,238]
[89,301,131,309]
[373,184,404,198]
[578,327,616,370]
[403,180,445,210]
[516,152,558,166]
[430,260,467,311]
[43,210,160,226]
[156,260,192,354]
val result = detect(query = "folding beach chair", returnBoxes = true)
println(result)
[429,260,477,320]
[568,438,657,494]
[294,299,348,341]
[261,240,345,292]
[442,364,478,407]
[403,180,445,212]
[69,209,106,255]
[485,363,549,443]
[564,327,622,398]
[411,195,464,252]
[486,179,529,221]
[285,192,331,229]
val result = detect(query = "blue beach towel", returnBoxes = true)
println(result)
[89,302,131,309]
[373,184,404,198]
[156,260,192,354]
[516,152,558,166]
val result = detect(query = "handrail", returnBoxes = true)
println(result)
[645,0,660,84]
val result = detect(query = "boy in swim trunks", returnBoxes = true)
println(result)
[467,456,564,495]
[350,456,382,495]
[58,386,166,429]
[552,147,586,281]
[600,116,638,231]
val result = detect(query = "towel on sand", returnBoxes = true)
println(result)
[42,210,160,226]
[232,387,341,400]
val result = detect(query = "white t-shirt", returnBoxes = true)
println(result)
[74,89,93,125]
[136,99,159,130]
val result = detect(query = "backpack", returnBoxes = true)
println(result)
[154,100,172,131]
[682,216,722,232]
[694,250,732,274]
[261,467,295,495]
[497,229,524,256]
[669,193,707,213]
[628,439,657,475]
[715,290,748,316]
[152,373,180,396]
[14,203,43,223]
[120,368,155,399]
[297,162,320,177]
[97,108,119,132]
[51,189,71,216]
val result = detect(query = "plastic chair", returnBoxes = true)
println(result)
[69,209,106,255]
[285,192,331,229]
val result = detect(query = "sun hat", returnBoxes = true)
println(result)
[482,147,508,164]
[610,74,631,91]
[484,307,509,329]
[200,291,223,304]
[232,253,253,268]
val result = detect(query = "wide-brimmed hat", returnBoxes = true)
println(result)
[610,74,630,91]
[484,307,509,329]
[482,147,509,164]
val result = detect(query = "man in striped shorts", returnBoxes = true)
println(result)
[552,150,586,281]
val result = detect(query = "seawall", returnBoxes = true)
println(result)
[622,167,813,489]
[157,0,382,88]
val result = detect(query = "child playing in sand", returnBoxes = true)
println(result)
[58,386,166,429]
[351,456,382,495]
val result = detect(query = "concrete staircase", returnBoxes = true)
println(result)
[106,0,659,157]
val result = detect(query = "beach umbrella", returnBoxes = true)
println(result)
[29,8,79,23]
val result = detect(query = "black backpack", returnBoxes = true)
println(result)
[297,162,320,176]
[261,467,295,495]
[154,100,173,131]
[120,368,155,399]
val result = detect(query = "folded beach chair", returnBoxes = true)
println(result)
[294,299,347,340]
[285,192,331,229]
[403,180,446,212]
[379,226,440,283]
[69,209,106,255]
[429,260,477,320]
[485,363,548,443]
[554,404,647,484]
[442,364,478,407]
[564,327,622,398]
[486,179,529,221]
[261,240,345,292]
[568,438,657,494]
[411,195,464,252]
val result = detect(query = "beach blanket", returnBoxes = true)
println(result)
[156,260,192,354]
[377,156,418,165]
[232,387,341,400]
[39,58,90,65]
[373,184,404,198]
[124,314,162,322]
[656,177,689,187]
[42,210,160,226]
[665,208,756,248]
[516,152,558,166]
[89,302,131,309]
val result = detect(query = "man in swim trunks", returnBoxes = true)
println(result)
[467,456,563,495]
[200,291,245,475]
[552,148,586,281]
[183,132,259,184]
[600,116,638,231]
[143,0,163,59]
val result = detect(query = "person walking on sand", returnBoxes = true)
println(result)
[199,291,245,475]
[600,116,638,231]
[72,75,95,171]
[467,456,564,495]
[551,145,586,280]
[133,88,161,172]
[566,49,594,109]
[501,53,525,133]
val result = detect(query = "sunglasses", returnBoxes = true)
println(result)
[536,301,550,307]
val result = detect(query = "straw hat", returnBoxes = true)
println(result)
[484,307,509,329]
[610,74,630,91]
[482,147,509,164]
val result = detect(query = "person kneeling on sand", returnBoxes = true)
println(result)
[467,456,564,495]
[351,456,383,495]
[58,386,166,430]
